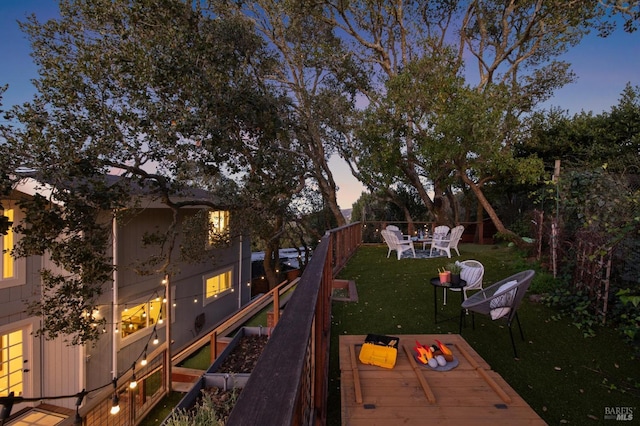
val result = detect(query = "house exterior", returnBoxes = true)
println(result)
[0,175,251,420]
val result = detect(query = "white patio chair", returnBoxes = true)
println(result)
[428,225,450,257]
[385,225,410,241]
[443,259,484,305]
[430,225,464,258]
[381,229,416,260]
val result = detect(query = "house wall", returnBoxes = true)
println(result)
[41,335,84,410]
[84,207,252,391]
[3,190,252,407]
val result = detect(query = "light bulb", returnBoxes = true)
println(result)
[110,395,120,415]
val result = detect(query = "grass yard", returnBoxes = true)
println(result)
[327,243,640,425]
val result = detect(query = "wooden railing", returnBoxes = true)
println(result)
[361,219,497,245]
[226,222,362,425]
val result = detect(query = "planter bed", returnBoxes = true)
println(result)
[162,327,270,425]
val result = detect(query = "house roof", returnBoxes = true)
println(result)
[8,170,230,210]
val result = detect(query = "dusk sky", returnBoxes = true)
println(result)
[2,1,639,208]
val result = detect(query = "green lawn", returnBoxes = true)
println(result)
[327,244,640,425]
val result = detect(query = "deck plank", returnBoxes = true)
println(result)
[340,334,545,425]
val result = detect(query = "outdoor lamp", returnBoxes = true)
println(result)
[110,379,120,415]
[129,364,137,389]
[110,394,120,415]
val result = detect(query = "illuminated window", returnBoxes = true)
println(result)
[208,210,230,245]
[204,268,233,304]
[121,298,164,339]
[0,329,24,397]
[0,204,24,289]
[1,208,14,280]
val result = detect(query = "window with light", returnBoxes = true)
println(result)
[0,205,24,289]
[0,329,23,397]
[1,208,14,280]
[208,210,230,245]
[204,268,233,304]
[120,298,164,339]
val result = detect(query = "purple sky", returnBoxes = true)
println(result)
[2,1,638,208]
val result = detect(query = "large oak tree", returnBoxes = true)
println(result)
[0,0,297,344]
[319,0,633,235]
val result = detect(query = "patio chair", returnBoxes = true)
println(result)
[385,225,411,241]
[459,270,535,358]
[428,225,449,255]
[430,225,463,258]
[381,229,416,260]
[443,259,484,305]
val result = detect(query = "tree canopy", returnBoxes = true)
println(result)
[0,0,296,344]
[1,0,638,344]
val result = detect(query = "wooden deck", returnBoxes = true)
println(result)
[340,334,546,425]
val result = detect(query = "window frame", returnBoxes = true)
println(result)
[0,202,26,289]
[119,295,167,344]
[0,325,28,398]
[203,266,234,306]
[207,210,230,246]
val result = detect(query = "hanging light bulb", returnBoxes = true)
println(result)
[110,394,120,415]
[153,332,159,345]
[140,351,148,367]
[110,379,120,415]
[129,363,137,389]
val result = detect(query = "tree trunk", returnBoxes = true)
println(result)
[459,173,515,239]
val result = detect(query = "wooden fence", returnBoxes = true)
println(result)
[361,219,496,245]
[65,222,361,426]
[225,222,361,425]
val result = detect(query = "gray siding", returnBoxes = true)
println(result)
[85,207,252,390]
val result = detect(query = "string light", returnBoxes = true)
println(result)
[110,379,120,415]
[0,282,165,420]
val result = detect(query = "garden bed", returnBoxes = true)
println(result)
[162,327,270,425]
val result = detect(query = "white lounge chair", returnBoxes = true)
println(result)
[385,225,410,241]
[381,229,416,260]
[428,225,450,256]
[430,225,464,258]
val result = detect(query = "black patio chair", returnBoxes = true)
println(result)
[459,270,536,358]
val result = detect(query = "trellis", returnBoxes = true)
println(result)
[573,237,614,324]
